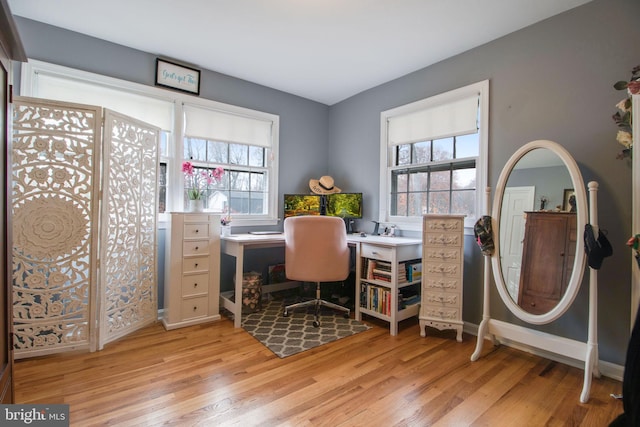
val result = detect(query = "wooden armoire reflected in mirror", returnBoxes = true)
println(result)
[518,211,577,315]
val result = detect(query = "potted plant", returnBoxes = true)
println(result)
[182,161,224,212]
[220,213,232,236]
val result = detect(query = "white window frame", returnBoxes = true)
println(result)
[20,59,280,227]
[178,99,279,224]
[379,80,489,231]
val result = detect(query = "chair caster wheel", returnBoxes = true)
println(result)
[283,310,289,317]
[313,320,320,327]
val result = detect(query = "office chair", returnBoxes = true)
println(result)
[283,216,351,327]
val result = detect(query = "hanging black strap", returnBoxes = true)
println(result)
[584,223,613,270]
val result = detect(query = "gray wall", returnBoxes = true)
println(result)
[328,0,640,365]
[12,17,331,202]
[508,166,573,210]
[11,0,640,365]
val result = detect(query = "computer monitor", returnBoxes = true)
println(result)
[325,193,363,219]
[283,194,322,218]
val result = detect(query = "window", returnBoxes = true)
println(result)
[181,103,278,222]
[183,138,268,215]
[20,60,280,226]
[380,80,489,230]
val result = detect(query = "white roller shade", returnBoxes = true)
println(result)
[388,95,478,145]
[34,72,174,131]
[184,104,273,147]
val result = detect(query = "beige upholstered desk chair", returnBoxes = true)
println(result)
[283,215,351,327]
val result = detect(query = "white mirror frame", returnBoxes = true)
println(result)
[491,140,588,324]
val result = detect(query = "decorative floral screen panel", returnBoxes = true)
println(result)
[11,99,159,357]
[12,98,102,358]
[98,110,159,349]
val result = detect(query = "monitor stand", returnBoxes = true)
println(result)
[345,218,355,234]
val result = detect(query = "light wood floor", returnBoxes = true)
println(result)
[14,315,624,426]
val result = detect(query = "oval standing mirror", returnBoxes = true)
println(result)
[492,140,588,324]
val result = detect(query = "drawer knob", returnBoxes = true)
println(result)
[194,263,198,268]
[195,229,199,233]
[194,283,198,287]
[195,246,199,250]
[193,306,197,311]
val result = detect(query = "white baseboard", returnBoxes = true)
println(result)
[464,321,624,382]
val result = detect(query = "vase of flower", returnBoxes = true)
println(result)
[220,214,231,236]
[182,161,225,212]
[188,199,204,213]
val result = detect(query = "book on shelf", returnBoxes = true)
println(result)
[399,285,420,309]
[400,293,420,308]
[361,283,394,315]
[372,286,378,311]
[398,262,408,283]
[365,259,377,280]
[385,288,391,315]
[406,261,422,282]
[372,268,392,282]
[375,261,392,271]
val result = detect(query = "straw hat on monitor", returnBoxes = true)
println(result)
[309,175,341,194]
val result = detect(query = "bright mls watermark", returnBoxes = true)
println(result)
[0,404,69,426]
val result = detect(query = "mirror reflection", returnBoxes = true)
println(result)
[499,148,576,315]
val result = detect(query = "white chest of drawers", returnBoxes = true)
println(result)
[419,214,464,342]
[163,213,221,330]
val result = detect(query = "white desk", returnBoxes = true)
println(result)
[220,234,289,327]
[220,233,422,331]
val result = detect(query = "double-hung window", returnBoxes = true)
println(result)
[380,80,489,230]
[181,104,278,221]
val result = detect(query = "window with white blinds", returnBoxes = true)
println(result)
[183,104,273,147]
[380,80,489,230]
[181,103,279,218]
[387,95,479,146]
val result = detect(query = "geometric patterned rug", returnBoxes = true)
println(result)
[241,298,372,358]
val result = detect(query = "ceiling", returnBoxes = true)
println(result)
[8,0,592,106]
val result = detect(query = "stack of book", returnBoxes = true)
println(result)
[364,259,392,282]
[364,259,417,283]
[398,288,420,309]
[397,262,407,283]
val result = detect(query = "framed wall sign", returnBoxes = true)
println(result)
[155,58,200,95]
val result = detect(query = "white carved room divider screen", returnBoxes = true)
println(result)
[98,109,159,350]
[11,97,159,358]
